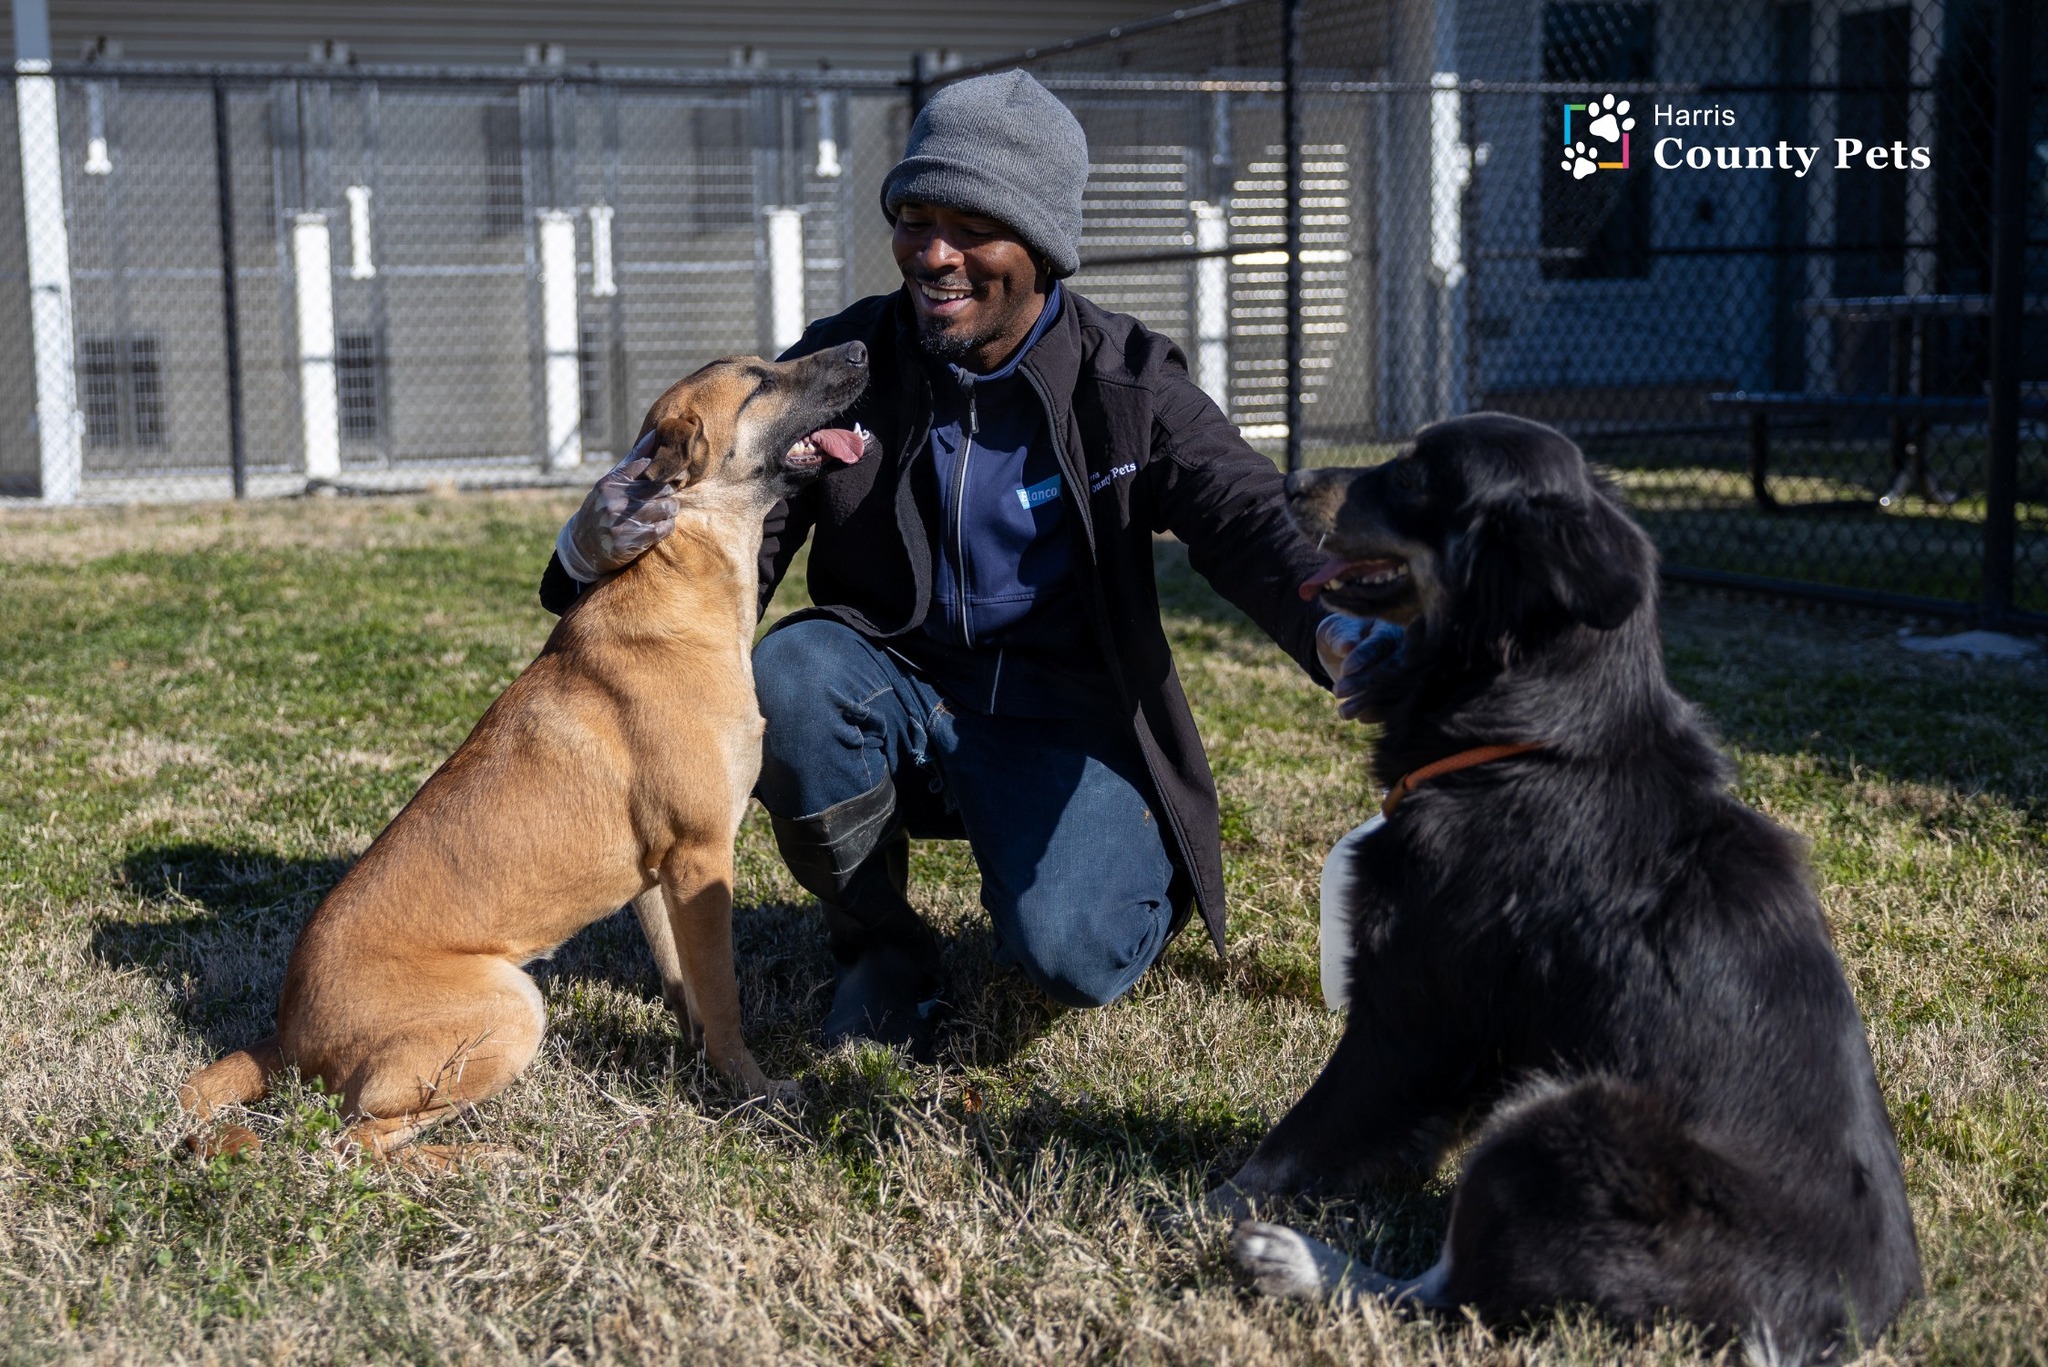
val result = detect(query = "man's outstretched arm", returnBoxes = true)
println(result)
[1147,368,1336,682]
[1147,367,1405,706]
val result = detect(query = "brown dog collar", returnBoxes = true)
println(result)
[1382,742,1545,818]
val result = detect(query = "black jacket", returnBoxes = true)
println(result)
[542,287,1331,951]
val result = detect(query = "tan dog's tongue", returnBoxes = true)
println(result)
[809,429,863,464]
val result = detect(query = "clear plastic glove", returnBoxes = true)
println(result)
[1315,614,1406,721]
[555,430,678,583]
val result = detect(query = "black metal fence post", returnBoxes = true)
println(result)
[907,52,928,120]
[1282,0,1304,474]
[210,77,248,499]
[1982,0,2032,624]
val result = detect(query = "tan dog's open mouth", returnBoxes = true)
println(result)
[1299,554,1413,613]
[784,424,867,470]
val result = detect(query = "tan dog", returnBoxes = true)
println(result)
[180,344,871,1158]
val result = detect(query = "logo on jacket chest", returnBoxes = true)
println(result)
[1015,474,1062,511]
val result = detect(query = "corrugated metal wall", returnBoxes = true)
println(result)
[23,1,1168,70]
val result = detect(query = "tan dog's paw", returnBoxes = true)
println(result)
[185,1124,261,1159]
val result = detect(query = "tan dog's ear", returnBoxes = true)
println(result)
[641,403,715,487]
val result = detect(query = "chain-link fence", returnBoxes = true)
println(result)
[935,0,2048,625]
[0,60,913,501]
[2,0,2044,624]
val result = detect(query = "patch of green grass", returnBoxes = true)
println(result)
[0,493,2043,1362]
[1608,443,2048,611]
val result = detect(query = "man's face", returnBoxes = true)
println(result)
[892,202,1051,371]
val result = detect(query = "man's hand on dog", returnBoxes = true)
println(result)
[556,431,678,582]
[1316,615,1405,721]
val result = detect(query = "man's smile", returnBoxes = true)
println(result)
[914,278,979,322]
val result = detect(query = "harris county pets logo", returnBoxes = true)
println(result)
[1556,97,1934,177]
[1560,93,1635,178]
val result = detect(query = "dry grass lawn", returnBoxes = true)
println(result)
[0,492,2042,1363]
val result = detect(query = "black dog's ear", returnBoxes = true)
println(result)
[1451,486,1651,659]
[1540,487,1653,630]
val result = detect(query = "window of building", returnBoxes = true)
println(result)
[80,337,122,446]
[79,334,166,447]
[337,329,383,440]
[1541,2,1655,280]
[128,337,163,445]
[483,103,526,237]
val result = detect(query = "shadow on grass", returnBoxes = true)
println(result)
[91,846,1430,1226]
[931,921,1064,1068]
[91,841,726,1057]
[1658,588,2048,819]
[970,1089,1271,1191]
[89,844,349,1052]
[91,841,1068,1078]
[794,1047,1278,1193]
[536,896,1070,1079]
[1159,940,1319,1004]
[787,1037,1456,1242]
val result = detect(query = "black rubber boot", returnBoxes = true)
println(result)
[818,835,947,1059]
[771,780,947,1061]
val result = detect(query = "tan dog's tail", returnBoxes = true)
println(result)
[180,1035,284,1156]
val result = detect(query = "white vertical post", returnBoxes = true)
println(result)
[765,206,806,354]
[1192,201,1231,409]
[16,60,81,504]
[83,81,110,175]
[1378,0,1438,432]
[538,208,583,471]
[344,185,375,279]
[292,212,341,482]
[1427,75,1468,291]
[588,203,616,298]
[1428,72,1471,419]
[814,91,842,178]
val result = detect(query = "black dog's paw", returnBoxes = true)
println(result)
[1231,1219,1333,1298]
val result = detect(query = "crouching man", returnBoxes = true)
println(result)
[540,71,1383,1056]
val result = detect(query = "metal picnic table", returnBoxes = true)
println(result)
[1708,294,2048,511]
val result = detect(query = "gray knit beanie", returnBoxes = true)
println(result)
[881,70,1089,278]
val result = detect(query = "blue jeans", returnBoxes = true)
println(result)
[753,619,1177,1009]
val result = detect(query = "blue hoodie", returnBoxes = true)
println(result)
[899,283,1109,716]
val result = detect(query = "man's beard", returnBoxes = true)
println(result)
[914,314,985,363]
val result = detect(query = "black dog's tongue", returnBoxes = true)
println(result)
[1299,556,1355,602]
[807,429,863,464]
[1298,555,1404,601]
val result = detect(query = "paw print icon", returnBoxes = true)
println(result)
[1561,141,1598,180]
[1585,93,1635,145]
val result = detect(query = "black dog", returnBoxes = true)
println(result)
[1223,413,1921,1359]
